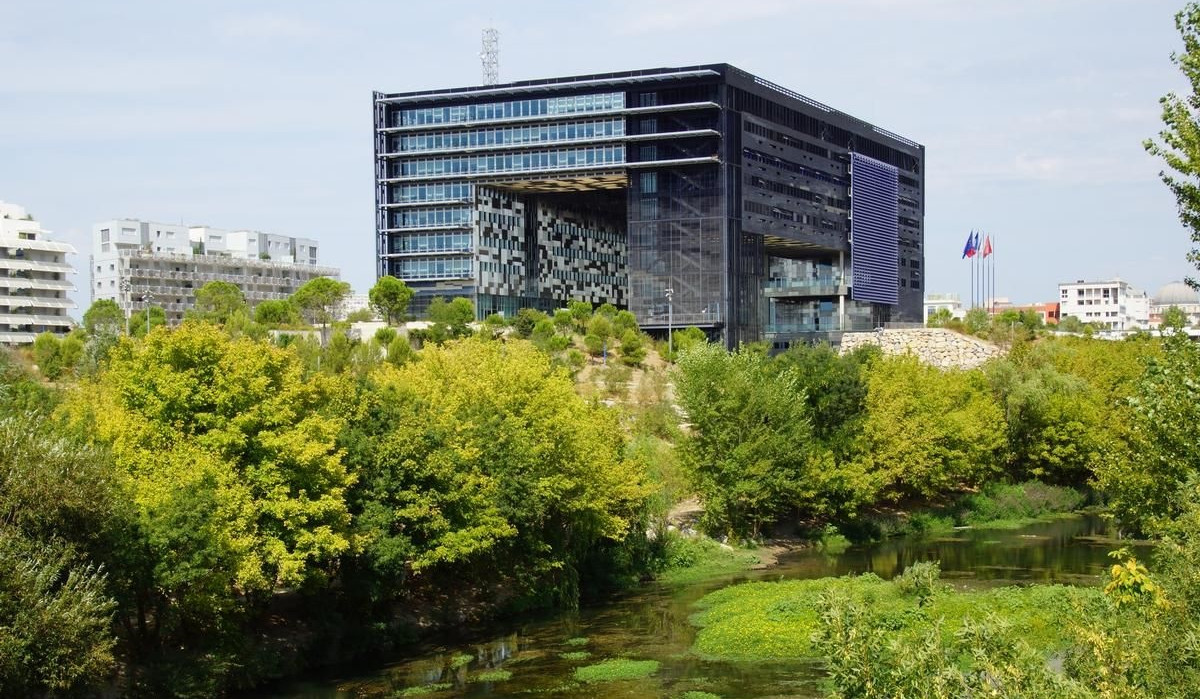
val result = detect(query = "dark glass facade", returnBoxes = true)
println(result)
[374,64,924,347]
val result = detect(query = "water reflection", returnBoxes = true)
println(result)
[265,515,1135,699]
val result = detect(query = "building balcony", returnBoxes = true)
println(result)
[0,312,72,327]
[0,258,74,274]
[763,276,847,298]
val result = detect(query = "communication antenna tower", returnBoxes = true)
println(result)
[481,27,499,85]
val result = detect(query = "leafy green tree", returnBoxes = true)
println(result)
[1146,2,1200,289]
[292,277,351,344]
[963,307,990,335]
[83,299,124,337]
[1097,327,1200,533]
[1056,315,1082,333]
[374,327,397,345]
[354,338,650,608]
[254,298,301,326]
[1161,305,1189,329]
[128,305,167,338]
[62,323,355,657]
[612,310,639,335]
[926,307,954,327]
[386,335,416,366]
[568,300,593,332]
[772,343,877,457]
[512,308,548,339]
[0,532,117,697]
[618,330,647,367]
[426,296,474,340]
[666,326,708,362]
[985,345,1110,486]
[345,308,376,323]
[188,281,247,325]
[851,355,1006,500]
[675,343,833,538]
[553,308,575,333]
[31,332,76,380]
[0,412,128,696]
[369,275,414,325]
[584,314,615,358]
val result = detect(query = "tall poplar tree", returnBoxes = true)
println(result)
[1147,2,1200,289]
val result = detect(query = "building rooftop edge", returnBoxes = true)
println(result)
[374,62,924,150]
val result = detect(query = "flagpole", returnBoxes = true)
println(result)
[991,234,996,316]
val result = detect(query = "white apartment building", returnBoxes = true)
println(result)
[91,219,338,324]
[923,293,965,323]
[0,201,76,344]
[1058,278,1150,331]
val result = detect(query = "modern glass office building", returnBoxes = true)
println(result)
[374,64,924,347]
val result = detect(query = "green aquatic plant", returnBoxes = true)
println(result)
[573,658,660,683]
[563,636,589,646]
[471,669,512,682]
[559,651,590,660]
[690,569,1100,661]
[394,682,452,697]
[449,653,473,669]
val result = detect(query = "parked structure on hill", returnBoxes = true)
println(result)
[0,201,76,344]
[91,219,338,325]
[374,64,925,348]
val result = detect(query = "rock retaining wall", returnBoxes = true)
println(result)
[839,328,1003,369]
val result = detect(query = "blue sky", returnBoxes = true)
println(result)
[2,0,1195,309]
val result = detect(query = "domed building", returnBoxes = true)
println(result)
[1151,281,1200,327]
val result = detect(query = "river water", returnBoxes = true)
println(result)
[267,514,1138,699]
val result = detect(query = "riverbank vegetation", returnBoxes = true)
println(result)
[3,266,1199,697]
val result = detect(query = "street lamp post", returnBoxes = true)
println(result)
[141,291,154,336]
[665,287,674,362]
[119,279,132,335]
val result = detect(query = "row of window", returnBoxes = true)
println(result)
[480,260,524,275]
[744,148,849,186]
[548,247,622,265]
[479,235,523,252]
[731,87,921,176]
[393,146,625,178]
[391,181,474,204]
[390,256,472,279]
[389,207,472,229]
[745,120,830,159]
[395,93,625,127]
[549,222,624,246]
[389,232,472,255]
[744,200,843,231]
[481,211,521,229]
[550,269,623,286]
[747,174,849,209]
[391,119,625,152]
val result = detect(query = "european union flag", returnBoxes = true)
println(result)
[961,230,977,259]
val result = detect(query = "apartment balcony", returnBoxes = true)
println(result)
[0,295,75,310]
[0,312,73,327]
[0,258,74,274]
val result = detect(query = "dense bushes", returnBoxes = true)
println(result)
[673,335,1162,540]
